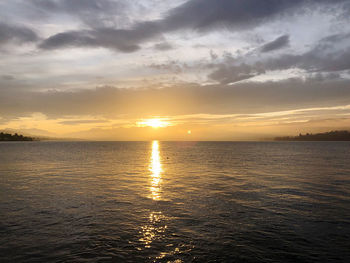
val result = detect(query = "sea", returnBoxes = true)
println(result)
[0,141,349,262]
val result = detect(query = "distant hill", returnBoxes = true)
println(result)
[0,132,35,141]
[275,130,350,141]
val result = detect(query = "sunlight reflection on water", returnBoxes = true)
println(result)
[139,140,175,259]
[149,140,162,201]
[139,212,167,249]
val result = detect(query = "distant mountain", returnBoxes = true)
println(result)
[0,132,35,141]
[275,130,350,141]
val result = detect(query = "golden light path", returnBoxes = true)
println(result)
[149,140,162,200]
[139,141,182,260]
[139,140,167,250]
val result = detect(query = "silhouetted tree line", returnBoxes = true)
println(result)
[275,130,350,141]
[0,132,34,141]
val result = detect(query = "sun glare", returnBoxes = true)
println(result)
[138,118,170,128]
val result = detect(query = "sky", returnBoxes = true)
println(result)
[1,0,350,140]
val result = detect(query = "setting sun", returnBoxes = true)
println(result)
[138,118,170,128]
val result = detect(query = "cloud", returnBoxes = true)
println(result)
[265,33,350,72]
[208,63,265,84]
[1,78,350,120]
[164,0,304,31]
[59,119,110,125]
[0,23,38,46]
[261,35,289,53]
[38,0,349,52]
[29,0,129,28]
[1,75,15,80]
[39,22,161,52]
[31,0,120,14]
[149,60,185,74]
[153,42,174,51]
[206,32,350,83]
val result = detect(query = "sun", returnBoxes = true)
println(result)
[138,118,170,128]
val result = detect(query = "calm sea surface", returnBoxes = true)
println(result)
[0,141,349,262]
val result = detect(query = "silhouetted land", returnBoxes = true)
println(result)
[275,130,350,141]
[0,132,34,141]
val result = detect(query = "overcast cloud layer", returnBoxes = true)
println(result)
[1,0,350,139]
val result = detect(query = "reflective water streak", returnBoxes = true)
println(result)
[139,212,167,249]
[149,140,162,200]
[139,141,168,252]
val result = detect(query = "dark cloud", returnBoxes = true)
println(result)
[2,75,15,80]
[307,72,341,82]
[208,63,265,84]
[149,60,186,74]
[210,50,218,60]
[39,22,162,52]
[207,32,350,83]
[265,33,350,72]
[153,42,174,51]
[38,0,349,52]
[268,49,350,73]
[31,0,120,13]
[164,0,304,31]
[167,0,347,31]
[29,0,128,27]
[261,35,289,53]
[0,23,38,46]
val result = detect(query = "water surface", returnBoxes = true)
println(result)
[0,141,349,262]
